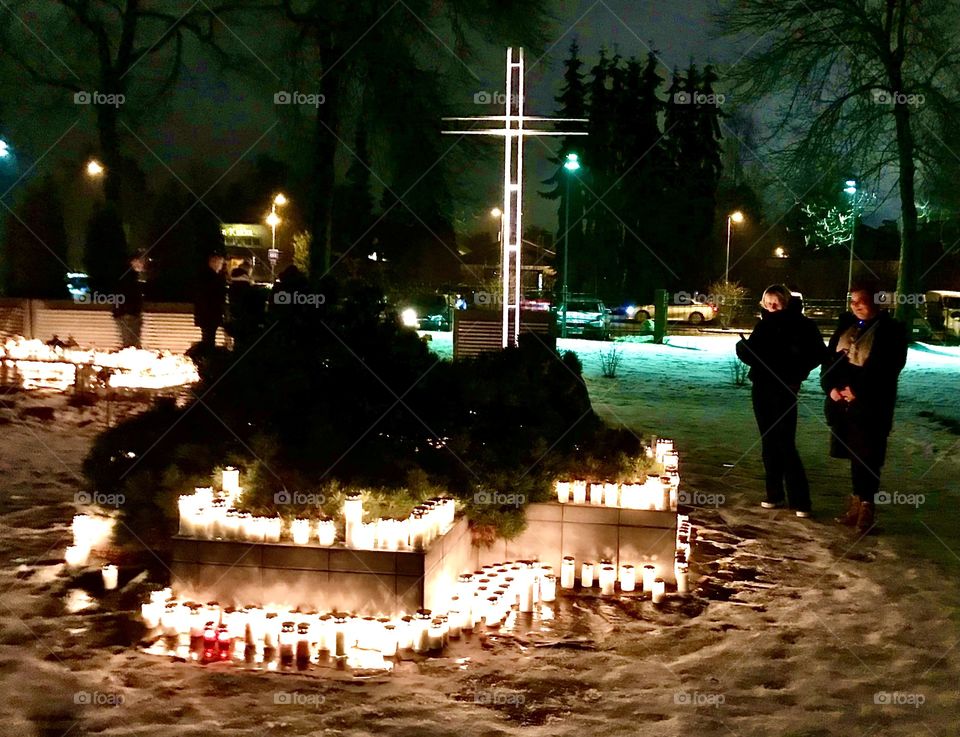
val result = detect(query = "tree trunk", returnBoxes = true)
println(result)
[96,103,123,206]
[891,89,920,328]
[309,57,340,279]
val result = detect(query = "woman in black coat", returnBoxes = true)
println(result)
[820,283,908,533]
[736,285,826,516]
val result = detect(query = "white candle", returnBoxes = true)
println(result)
[604,483,619,507]
[620,564,636,592]
[382,624,398,657]
[663,451,680,472]
[222,466,240,498]
[101,564,118,591]
[642,564,657,593]
[540,573,557,602]
[518,562,535,612]
[140,602,161,629]
[599,564,616,595]
[556,480,570,503]
[316,520,336,546]
[589,483,604,506]
[291,518,311,545]
[65,545,88,567]
[652,578,666,604]
[343,493,363,547]
[560,556,576,589]
[580,562,594,588]
[572,480,587,505]
[675,561,689,593]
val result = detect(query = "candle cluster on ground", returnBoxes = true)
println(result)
[554,438,680,511]
[177,470,457,551]
[1,337,199,391]
[65,513,115,568]
[141,559,558,669]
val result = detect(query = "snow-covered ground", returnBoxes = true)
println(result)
[1,332,959,736]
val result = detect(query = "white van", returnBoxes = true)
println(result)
[925,290,960,336]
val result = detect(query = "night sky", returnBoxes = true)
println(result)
[1,0,739,237]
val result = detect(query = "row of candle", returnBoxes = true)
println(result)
[344,493,455,550]
[140,565,557,668]
[64,513,115,568]
[675,514,694,594]
[555,476,679,511]
[177,476,458,552]
[2,338,199,390]
[557,556,669,600]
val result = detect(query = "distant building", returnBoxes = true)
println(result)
[220,223,278,283]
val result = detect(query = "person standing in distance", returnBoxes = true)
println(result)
[194,252,226,354]
[736,285,826,517]
[821,280,908,534]
[114,252,146,348]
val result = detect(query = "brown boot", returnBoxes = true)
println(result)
[856,501,876,534]
[835,495,860,526]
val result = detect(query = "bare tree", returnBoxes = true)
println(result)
[0,0,257,212]
[719,0,960,322]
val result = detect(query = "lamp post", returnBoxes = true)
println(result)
[725,210,744,284]
[843,179,857,298]
[266,194,287,281]
[561,152,581,338]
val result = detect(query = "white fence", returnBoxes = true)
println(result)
[0,299,225,352]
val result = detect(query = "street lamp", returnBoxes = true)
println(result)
[725,210,744,284]
[86,159,104,177]
[266,210,281,280]
[273,193,288,207]
[561,152,581,338]
[844,180,857,298]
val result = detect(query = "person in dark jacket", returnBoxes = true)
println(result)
[226,266,265,346]
[820,281,908,534]
[194,253,226,352]
[736,285,826,516]
[114,253,146,348]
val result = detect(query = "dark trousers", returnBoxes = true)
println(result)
[752,382,811,511]
[200,324,218,351]
[847,423,886,504]
[115,314,142,349]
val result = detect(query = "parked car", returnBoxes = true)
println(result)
[400,294,453,331]
[632,298,718,325]
[926,290,960,336]
[554,298,611,339]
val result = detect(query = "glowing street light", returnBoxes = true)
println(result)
[273,193,288,207]
[86,159,105,177]
[0,139,9,159]
[490,207,502,219]
[725,210,745,284]
[844,179,858,297]
[561,152,582,338]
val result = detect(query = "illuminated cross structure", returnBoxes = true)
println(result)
[443,47,587,348]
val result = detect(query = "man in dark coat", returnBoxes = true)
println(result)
[821,282,908,533]
[114,253,146,348]
[194,253,226,352]
[736,285,826,516]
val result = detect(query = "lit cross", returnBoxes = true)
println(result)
[443,47,587,348]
